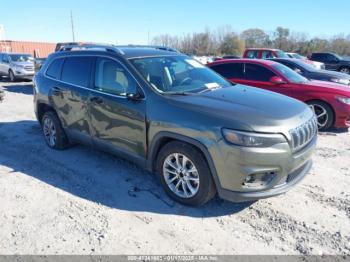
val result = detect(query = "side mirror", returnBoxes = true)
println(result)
[270,76,286,84]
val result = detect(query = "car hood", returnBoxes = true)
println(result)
[11,61,34,67]
[311,70,350,79]
[307,80,350,92]
[169,85,314,134]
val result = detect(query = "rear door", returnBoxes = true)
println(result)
[209,62,244,84]
[48,56,93,145]
[240,63,292,96]
[88,57,147,161]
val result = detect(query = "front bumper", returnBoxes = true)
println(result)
[334,101,350,128]
[13,68,34,80]
[210,135,317,202]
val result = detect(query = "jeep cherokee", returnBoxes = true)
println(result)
[33,44,317,206]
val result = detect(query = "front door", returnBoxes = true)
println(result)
[88,57,147,161]
[238,63,292,97]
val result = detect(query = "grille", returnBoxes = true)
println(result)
[289,116,317,152]
[24,66,34,71]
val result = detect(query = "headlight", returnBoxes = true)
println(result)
[336,96,350,105]
[331,78,350,85]
[222,129,286,147]
[13,64,24,69]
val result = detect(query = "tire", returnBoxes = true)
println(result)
[41,111,70,150]
[8,70,16,82]
[156,141,216,206]
[307,101,334,131]
[339,67,350,75]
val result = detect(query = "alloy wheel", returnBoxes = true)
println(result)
[163,153,200,199]
[43,117,57,147]
[340,68,350,74]
[309,104,329,129]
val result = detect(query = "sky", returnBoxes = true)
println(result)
[1,0,349,44]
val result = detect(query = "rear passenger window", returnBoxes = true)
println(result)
[210,63,244,79]
[46,58,64,79]
[246,51,258,59]
[61,57,92,87]
[244,64,276,81]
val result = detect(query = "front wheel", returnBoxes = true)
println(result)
[156,141,216,206]
[308,101,334,131]
[9,70,16,82]
[339,67,350,75]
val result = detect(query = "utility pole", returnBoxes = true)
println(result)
[70,11,76,42]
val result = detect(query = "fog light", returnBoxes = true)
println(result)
[242,172,276,189]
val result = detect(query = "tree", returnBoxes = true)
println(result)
[219,33,245,56]
[240,28,269,48]
[273,27,290,49]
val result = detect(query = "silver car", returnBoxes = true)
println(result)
[0,53,35,81]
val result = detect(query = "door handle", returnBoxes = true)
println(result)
[90,96,104,104]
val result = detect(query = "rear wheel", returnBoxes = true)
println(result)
[307,101,334,131]
[41,111,70,150]
[156,141,216,206]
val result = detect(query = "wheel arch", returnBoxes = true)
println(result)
[36,102,57,124]
[305,99,336,126]
[147,131,221,190]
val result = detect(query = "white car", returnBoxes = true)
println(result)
[287,52,325,70]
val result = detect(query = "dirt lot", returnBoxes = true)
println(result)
[0,81,349,255]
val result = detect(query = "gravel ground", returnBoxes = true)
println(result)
[0,81,349,255]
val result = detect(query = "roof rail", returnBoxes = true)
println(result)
[116,45,179,53]
[58,43,125,55]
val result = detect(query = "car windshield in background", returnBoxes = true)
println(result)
[277,50,289,58]
[291,53,304,59]
[9,54,34,62]
[272,63,309,84]
[130,56,231,94]
[292,59,319,72]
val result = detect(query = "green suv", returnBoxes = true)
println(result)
[33,44,317,206]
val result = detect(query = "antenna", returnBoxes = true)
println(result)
[70,11,76,42]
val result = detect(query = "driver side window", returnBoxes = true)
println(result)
[95,58,137,96]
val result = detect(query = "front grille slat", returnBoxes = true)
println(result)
[289,116,317,152]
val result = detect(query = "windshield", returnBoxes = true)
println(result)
[130,56,231,94]
[9,54,34,62]
[276,50,289,58]
[291,53,304,59]
[290,59,318,72]
[272,63,309,84]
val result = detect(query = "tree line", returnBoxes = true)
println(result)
[151,26,350,57]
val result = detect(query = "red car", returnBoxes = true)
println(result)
[208,59,350,130]
[243,48,316,67]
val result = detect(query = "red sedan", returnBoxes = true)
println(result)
[208,59,350,130]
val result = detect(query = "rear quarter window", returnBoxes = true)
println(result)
[46,58,64,79]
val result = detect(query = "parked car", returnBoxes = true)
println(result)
[34,44,317,206]
[34,58,47,72]
[271,58,350,86]
[223,55,240,59]
[310,52,350,74]
[208,59,350,130]
[287,52,325,70]
[0,53,35,81]
[243,48,290,59]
